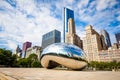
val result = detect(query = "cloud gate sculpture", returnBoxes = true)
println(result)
[40,43,87,70]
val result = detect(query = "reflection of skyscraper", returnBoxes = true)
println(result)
[115,32,120,44]
[65,18,82,49]
[64,7,74,42]
[101,29,111,48]
[42,29,61,48]
[22,41,32,58]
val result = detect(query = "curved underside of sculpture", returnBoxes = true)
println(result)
[41,55,87,70]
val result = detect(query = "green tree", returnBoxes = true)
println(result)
[28,54,42,68]
[0,48,13,67]
[31,61,41,67]
[28,53,38,61]
[10,54,18,67]
[18,58,28,67]
[0,48,42,68]
[89,61,120,71]
[17,53,42,68]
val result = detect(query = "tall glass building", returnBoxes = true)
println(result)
[42,29,61,48]
[101,29,111,47]
[63,7,74,42]
[115,32,120,44]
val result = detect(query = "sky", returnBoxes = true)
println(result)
[0,0,120,52]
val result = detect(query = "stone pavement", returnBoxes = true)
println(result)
[0,68,120,80]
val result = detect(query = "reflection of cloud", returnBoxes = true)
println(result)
[0,0,120,51]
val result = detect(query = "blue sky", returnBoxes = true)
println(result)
[0,0,120,52]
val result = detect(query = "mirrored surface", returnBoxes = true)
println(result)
[41,43,86,60]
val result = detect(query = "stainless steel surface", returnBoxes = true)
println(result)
[40,43,87,70]
[41,43,86,59]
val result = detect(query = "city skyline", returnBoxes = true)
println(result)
[0,0,120,52]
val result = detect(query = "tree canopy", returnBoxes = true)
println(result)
[0,48,42,68]
[0,48,17,67]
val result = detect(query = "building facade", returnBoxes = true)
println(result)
[42,29,61,48]
[22,41,32,58]
[26,46,42,60]
[83,25,105,62]
[115,32,120,44]
[64,7,74,42]
[101,29,111,48]
[65,18,82,49]
[99,48,120,62]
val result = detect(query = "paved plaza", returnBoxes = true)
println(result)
[0,68,120,80]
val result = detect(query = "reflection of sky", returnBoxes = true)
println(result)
[41,43,86,58]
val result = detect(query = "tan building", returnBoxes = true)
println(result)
[26,46,43,60]
[83,25,105,62]
[99,43,120,62]
[99,49,120,62]
[112,43,119,49]
[65,18,82,49]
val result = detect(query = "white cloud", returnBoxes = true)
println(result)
[0,0,63,51]
[67,0,74,3]
[7,40,17,51]
[77,0,89,9]
[96,0,117,11]
[76,26,85,39]
[0,0,119,52]
[16,0,36,14]
[117,15,120,21]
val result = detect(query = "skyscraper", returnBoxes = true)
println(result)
[83,25,104,61]
[22,41,32,58]
[115,32,120,44]
[42,29,61,48]
[63,7,74,42]
[16,45,22,57]
[101,29,111,48]
[65,18,82,49]
[100,34,108,50]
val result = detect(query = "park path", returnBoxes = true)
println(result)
[0,68,120,80]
